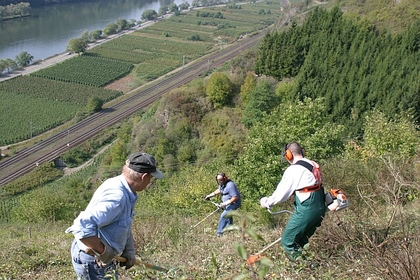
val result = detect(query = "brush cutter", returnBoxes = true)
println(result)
[114,256,183,278]
[246,208,293,265]
[86,248,182,277]
[191,200,221,229]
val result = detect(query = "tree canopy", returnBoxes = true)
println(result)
[66,38,88,54]
[205,72,234,108]
[15,51,33,67]
[141,9,158,21]
[254,7,420,136]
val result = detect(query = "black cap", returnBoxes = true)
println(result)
[127,152,163,179]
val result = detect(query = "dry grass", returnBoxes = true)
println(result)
[1,196,420,279]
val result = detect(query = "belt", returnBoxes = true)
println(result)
[297,184,321,193]
[82,249,96,256]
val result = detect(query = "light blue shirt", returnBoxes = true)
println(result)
[219,180,241,206]
[65,175,137,254]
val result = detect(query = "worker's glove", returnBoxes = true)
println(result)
[203,193,214,200]
[219,201,231,208]
[119,233,136,269]
[89,242,116,266]
[260,197,270,209]
[119,251,136,270]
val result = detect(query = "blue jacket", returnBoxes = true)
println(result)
[219,180,241,207]
[65,175,137,254]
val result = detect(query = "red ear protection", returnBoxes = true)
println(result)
[282,143,305,161]
[282,145,293,161]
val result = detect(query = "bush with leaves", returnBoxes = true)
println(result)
[234,97,345,202]
[241,78,278,128]
[205,72,234,108]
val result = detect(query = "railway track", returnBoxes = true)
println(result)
[0,30,266,187]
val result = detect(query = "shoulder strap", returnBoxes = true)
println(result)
[295,160,322,189]
[295,160,313,172]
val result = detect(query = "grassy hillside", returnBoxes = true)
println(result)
[0,0,419,279]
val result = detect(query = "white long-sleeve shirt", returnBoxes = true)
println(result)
[260,158,318,208]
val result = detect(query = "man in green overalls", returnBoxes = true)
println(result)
[260,142,325,260]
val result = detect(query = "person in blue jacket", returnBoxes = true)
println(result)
[204,172,241,236]
[65,152,163,280]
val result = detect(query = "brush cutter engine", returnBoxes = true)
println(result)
[325,189,349,211]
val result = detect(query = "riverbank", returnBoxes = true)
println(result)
[0,14,30,21]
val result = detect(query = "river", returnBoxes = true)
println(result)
[0,0,184,61]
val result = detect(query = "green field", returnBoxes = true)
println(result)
[0,76,122,145]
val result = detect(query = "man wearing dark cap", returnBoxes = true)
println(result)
[66,152,163,279]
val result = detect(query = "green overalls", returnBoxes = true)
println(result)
[281,187,326,260]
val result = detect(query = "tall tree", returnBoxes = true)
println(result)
[90,30,102,40]
[241,79,278,128]
[103,22,118,35]
[239,71,257,107]
[0,59,8,74]
[86,96,104,113]
[116,19,128,31]
[15,51,33,67]
[4,58,18,72]
[141,9,157,21]
[80,29,90,43]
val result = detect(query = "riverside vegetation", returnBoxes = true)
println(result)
[1,0,420,279]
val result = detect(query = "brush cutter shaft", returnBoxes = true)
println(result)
[191,207,220,229]
[209,201,220,208]
[267,208,293,215]
[257,237,282,255]
[114,256,168,273]
[246,209,292,265]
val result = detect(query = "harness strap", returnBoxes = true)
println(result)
[295,160,322,193]
[297,185,321,193]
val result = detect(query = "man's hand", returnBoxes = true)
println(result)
[219,201,230,208]
[260,197,270,208]
[203,192,215,200]
[119,251,136,269]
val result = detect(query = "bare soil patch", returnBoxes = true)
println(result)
[105,75,136,93]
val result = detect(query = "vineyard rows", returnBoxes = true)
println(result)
[31,56,134,87]
[0,90,80,145]
[0,76,122,145]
